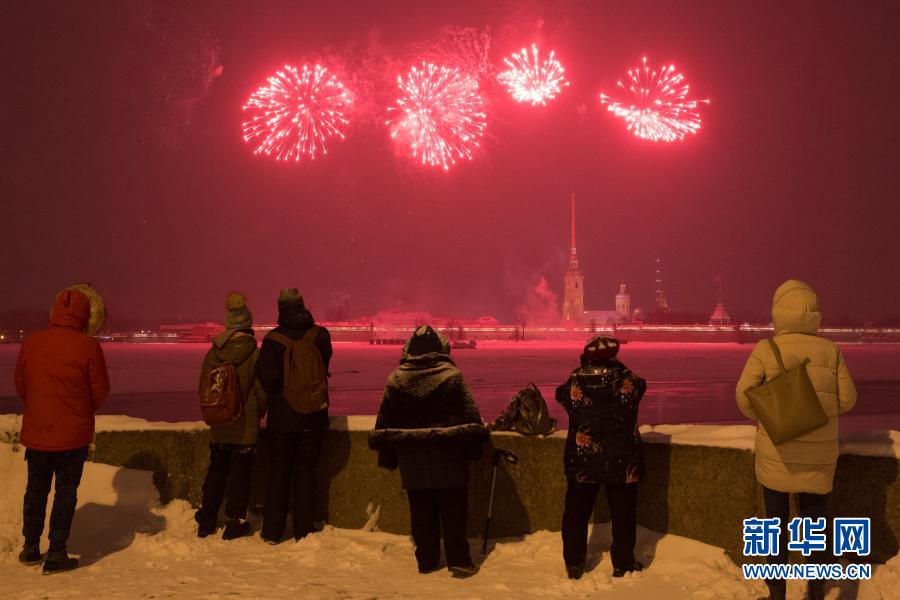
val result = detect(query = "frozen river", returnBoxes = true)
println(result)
[2,341,898,431]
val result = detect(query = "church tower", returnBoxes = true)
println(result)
[654,258,669,311]
[562,194,584,324]
[615,281,631,319]
[709,275,732,325]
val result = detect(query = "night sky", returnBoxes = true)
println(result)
[3,0,899,326]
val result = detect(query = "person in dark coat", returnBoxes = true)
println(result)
[256,288,332,543]
[14,285,110,573]
[555,336,646,580]
[369,325,488,578]
[195,292,266,540]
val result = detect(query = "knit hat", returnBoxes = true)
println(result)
[278,288,305,308]
[581,336,620,366]
[406,325,446,356]
[225,291,253,331]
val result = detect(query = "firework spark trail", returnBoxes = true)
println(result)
[498,44,569,106]
[387,63,486,171]
[242,64,351,161]
[599,57,707,142]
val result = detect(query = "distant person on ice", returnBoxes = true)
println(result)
[14,284,110,574]
[369,325,488,578]
[555,336,646,580]
[736,280,856,600]
[257,288,332,543]
[195,292,266,540]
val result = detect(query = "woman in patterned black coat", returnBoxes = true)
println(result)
[555,336,646,580]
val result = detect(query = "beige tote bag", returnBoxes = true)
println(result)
[745,338,828,445]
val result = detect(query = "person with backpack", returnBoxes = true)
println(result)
[369,325,488,578]
[257,288,332,543]
[736,280,857,600]
[195,292,266,540]
[555,336,646,581]
[15,284,109,574]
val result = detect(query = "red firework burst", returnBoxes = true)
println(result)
[242,64,351,162]
[498,44,569,106]
[599,57,707,142]
[387,63,486,171]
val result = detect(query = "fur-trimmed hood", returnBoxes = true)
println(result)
[386,353,459,399]
[50,283,105,336]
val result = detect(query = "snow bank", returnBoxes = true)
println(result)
[639,424,756,451]
[861,552,900,599]
[0,414,205,439]
[3,413,899,459]
[0,441,768,599]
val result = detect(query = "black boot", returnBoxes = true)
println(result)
[222,519,251,541]
[195,511,216,538]
[566,564,585,580]
[42,550,79,574]
[449,564,480,578]
[18,544,42,566]
[807,579,825,600]
[765,579,786,600]
[612,561,643,578]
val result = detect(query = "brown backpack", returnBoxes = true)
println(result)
[267,327,329,414]
[200,363,244,426]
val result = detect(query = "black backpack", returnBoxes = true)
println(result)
[489,383,557,436]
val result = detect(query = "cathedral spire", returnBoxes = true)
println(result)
[571,193,576,253]
[563,193,584,324]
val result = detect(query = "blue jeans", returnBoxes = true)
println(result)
[22,447,88,552]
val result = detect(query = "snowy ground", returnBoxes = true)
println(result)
[1,444,897,599]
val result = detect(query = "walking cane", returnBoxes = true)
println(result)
[482,448,519,554]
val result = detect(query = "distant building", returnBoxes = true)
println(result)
[654,258,669,311]
[562,194,585,324]
[709,303,732,326]
[584,310,624,326]
[709,276,732,325]
[615,281,631,319]
[159,322,224,342]
[561,195,628,326]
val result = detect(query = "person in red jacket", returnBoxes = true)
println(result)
[14,286,110,574]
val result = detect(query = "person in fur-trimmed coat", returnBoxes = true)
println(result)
[369,325,488,578]
[15,284,109,574]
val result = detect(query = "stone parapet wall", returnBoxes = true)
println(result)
[83,419,900,564]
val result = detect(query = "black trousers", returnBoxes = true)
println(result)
[195,443,256,529]
[262,429,323,541]
[762,486,829,593]
[562,481,638,570]
[407,486,473,570]
[22,447,88,553]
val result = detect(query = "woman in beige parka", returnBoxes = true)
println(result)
[736,279,856,600]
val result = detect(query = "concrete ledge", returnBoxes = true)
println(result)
[1,414,893,564]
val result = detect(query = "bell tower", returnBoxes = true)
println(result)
[615,281,631,319]
[562,194,585,324]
